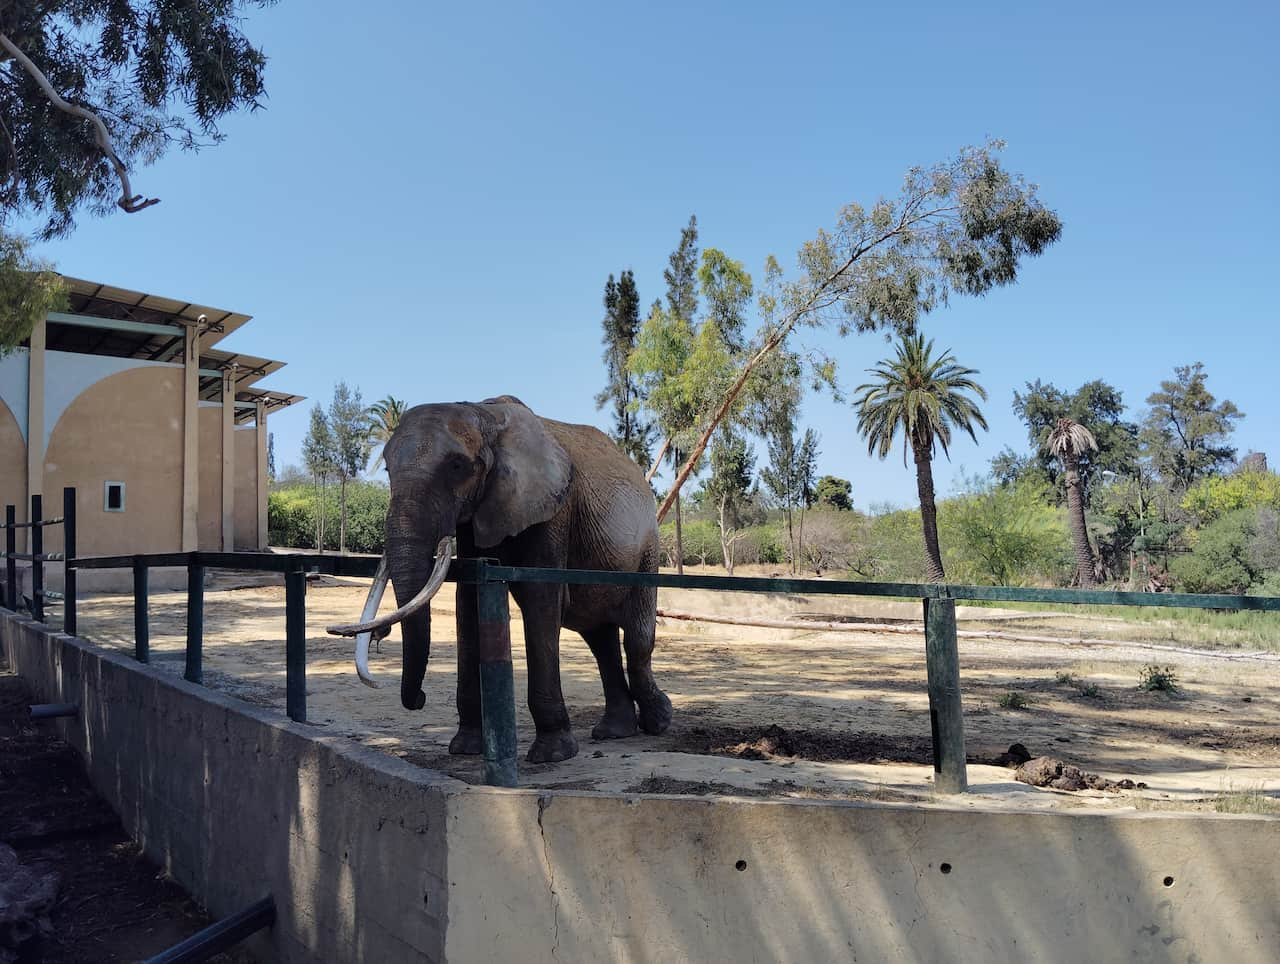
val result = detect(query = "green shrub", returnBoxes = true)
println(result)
[268,481,389,553]
[998,691,1031,710]
[1138,664,1179,693]
[1171,508,1259,594]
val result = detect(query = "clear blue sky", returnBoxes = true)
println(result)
[36,0,1279,508]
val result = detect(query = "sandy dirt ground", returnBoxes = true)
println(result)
[69,566,1280,814]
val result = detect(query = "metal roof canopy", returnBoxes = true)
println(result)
[36,274,304,422]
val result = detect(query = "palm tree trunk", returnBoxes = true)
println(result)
[1064,455,1096,588]
[914,446,946,583]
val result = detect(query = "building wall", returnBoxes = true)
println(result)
[234,426,260,549]
[198,404,224,551]
[43,365,184,557]
[0,397,26,526]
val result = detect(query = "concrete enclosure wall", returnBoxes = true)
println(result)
[3,609,1277,964]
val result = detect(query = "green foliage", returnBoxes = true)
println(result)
[302,404,335,479]
[1142,362,1242,491]
[770,141,1061,340]
[329,381,372,480]
[998,691,1031,710]
[1170,508,1273,595]
[941,478,1070,585]
[0,2,273,238]
[595,270,653,467]
[854,333,989,465]
[366,396,406,470]
[658,519,723,567]
[1138,665,1179,693]
[815,475,853,511]
[269,481,390,554]
[854,332,988,581]
[664,215,700,323]
[1009,379,1137,497]
[1181,470,1280,524]
[0,230,66,354]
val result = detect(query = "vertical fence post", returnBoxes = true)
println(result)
[62,487,76,636]
[4,505,14,611]
[185,555,204,684]
[285,566,307,723]
[133,560,150,663]
[475,559,518,788]
[924,595,967,794]
[30,494,43,623]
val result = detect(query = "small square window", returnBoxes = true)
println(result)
[104,481,125,512]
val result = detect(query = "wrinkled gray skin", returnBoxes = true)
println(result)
[382,395,672,764]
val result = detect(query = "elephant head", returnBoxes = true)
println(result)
[327,397,572,711]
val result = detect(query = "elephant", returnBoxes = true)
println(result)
[330,395,672,764]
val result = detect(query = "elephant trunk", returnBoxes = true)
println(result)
[327,534,454,706]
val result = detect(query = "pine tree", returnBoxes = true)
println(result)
[595,270,652,467]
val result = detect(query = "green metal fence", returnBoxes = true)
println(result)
[25,544,1280,794]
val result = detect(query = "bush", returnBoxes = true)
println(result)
[998,691,1032,710]
[268,480,390,553]
[1138,664,1179,693]
[1171,508,1259,594]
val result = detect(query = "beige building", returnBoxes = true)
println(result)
[1,276,300,583]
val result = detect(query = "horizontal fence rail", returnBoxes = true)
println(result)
[11,539,1278,792]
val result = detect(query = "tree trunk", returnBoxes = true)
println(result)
[1064,455,1096,588]
[674,487,684,576]
[646,437,670,483]
[797,505,807,574]
[340,476,348,554]
[914,447,946,582]
[313,474,321,550]
[318,476,327,554]
[719,496,734,576]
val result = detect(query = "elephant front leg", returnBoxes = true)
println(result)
[517,583,578,763]
[449,582,483,755]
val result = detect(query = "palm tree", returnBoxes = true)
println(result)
[367,395,406,469]
[854,333,988,582]
[1045,417,1099,587]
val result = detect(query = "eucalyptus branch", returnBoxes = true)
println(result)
[0,30,159,213]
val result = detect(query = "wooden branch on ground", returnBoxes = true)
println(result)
[655,608,1280,662]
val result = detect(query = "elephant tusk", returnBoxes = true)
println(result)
[327,537,454,638]
[353,554,390,688]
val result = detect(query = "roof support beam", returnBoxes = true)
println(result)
[46,310,183,338]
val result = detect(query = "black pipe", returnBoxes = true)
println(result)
[30,702,78,720]
[63,486,76,636]
[4,504,14,611]
[31,494,42,623]
[142,895,276,964]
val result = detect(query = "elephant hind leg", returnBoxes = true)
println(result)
[581,625,638,740]
[622,602,672,735]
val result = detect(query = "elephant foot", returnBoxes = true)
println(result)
[448,725,483,756]
[637,689,673,735]
[591,704,639,741]
[527,729,579,764]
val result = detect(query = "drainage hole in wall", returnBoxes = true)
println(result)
[940,863,952,875]
[735,860,748,872]
[1163,876,1174,888]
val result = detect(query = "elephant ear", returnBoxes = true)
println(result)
[472,400,573,548]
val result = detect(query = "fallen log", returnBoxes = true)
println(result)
[654,609,1280,662]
